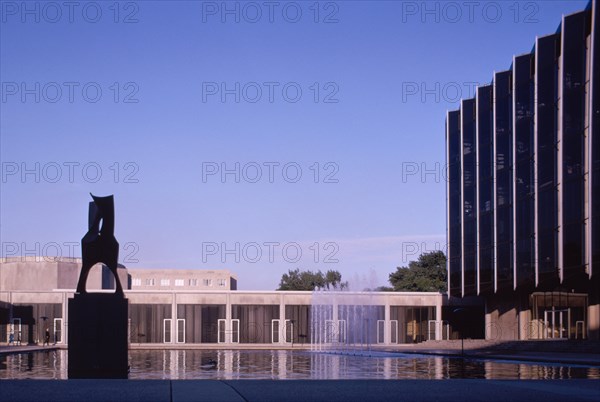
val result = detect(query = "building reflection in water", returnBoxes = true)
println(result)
[0,350,598,380]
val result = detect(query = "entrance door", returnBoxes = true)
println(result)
[176,319,185,343]
[53,318,63,344]
[427,320,437,341]
[218,319,226,343]
[390,320,398,344]
[231,319,240,343]
[163,319,172,343]
[377,320,385,344]
[271,319,280,343]
[544,308,570,339]
[11,318,21,345]
[337,320,346,343]
[284,320,293,344]
[324,320,335,343]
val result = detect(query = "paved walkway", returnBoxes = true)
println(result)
[1,379,599,402]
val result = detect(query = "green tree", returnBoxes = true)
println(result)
[277,269,347,291]
[388,251,447,292]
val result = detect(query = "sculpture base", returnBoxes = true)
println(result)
[68,293,128,379]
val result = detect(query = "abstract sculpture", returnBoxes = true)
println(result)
[68,193,128,379]
[76,194,124,295]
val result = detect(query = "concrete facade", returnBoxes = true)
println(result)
[0,257,127,292]
[128,268,237,291]
[0,259,454,347]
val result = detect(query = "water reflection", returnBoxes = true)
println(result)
[0,350,598,380]
[0,350,67,379]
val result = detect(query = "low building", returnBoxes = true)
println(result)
[0,258,469,347]
[128,268,237,291]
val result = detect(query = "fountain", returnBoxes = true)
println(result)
[310,271,384,356]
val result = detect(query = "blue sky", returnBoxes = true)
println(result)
[0,0,589,290]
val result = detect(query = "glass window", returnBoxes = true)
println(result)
[562,180,584,224]
[447,110,462,296]
[563,223,584,270]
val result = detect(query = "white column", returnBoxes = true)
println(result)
[225,291,232,344]
[332,295,338,345]
[279,293,285,344]
[435,297,443,341]
[485,303,492,340]
[384,301,391,345]
[519,308,530,340]
[63,292,68,345]
[171,292,177,344]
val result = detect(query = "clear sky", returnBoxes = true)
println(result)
[0,0,590,290]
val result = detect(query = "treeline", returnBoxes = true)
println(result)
[277,251,446,292]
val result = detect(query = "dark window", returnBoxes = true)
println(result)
[495,71,514,290]
[477,85,494,294]
[535,33,559,286]
[561,11,588,277]
[462,99,477,296]
[447,111,462,296]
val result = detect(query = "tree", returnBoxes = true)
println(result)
[388,251,447,292]
[277,269,348,291]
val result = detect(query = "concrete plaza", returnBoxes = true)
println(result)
[0,379,599,402]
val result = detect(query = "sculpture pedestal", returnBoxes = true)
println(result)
[68,293,128,379]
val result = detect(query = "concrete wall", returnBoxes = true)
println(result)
[589,285,600,340]
[589,302,599,340]
[0,260,60,291]
[0,258,113,292]
[484,292,529,341]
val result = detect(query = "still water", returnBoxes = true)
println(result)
[1,349,598,380]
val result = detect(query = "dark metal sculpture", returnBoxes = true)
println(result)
[76,193,124,295]
[69,193,128,379]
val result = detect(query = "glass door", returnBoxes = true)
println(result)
[377,320,385,344]
[53,318,63,344]
[390,320,398,344]
[427,320,437,340]
[337,320,346,343]
[324,320,335,343]
[217,319,226,343]
[176,319,185,343]
[271,319,280,343]
[544,308,570,339]
[11,318,21,345]
[163,318,172,343]
[284,320,293,344]
[231,319,240,343]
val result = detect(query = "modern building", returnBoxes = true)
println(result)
[128,268,237,291]
[446,1,600,340]
[0,258,476,347]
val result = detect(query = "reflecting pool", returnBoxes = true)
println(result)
[1,349,598,380]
